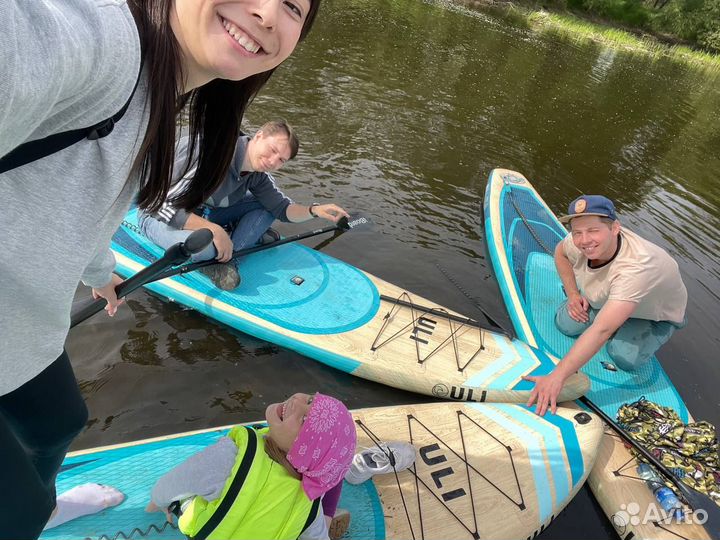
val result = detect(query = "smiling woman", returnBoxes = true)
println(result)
[171,0,313,89]
[0,0,323,537]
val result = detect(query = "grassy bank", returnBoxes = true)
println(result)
[453,0,720,74]
[523,9,720,70]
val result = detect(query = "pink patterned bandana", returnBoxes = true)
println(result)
[286,393,357,500]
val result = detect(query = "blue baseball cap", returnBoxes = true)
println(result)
[559,195,617,224]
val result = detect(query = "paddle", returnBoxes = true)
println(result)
[148,214,369,283]
[70,228,213,328]
[71,214,370,327]
[579,395,720,537]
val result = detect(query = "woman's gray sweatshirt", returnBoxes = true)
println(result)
[0,0,147,395]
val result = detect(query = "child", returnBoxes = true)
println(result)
[147,393,355,539]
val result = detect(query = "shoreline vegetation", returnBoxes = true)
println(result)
[456,0,720,71]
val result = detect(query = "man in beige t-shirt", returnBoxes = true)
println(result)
[525,195,687,415]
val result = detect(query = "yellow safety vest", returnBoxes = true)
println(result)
[178,426,319,540]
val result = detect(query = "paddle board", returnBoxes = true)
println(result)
[109,209,589,404]
[40,402,602,540]
[483,168,710,539]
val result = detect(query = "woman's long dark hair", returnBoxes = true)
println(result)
[128,0,320,213]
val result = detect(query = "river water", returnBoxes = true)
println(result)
[67,0,720,537]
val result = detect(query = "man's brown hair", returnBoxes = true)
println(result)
[259,119,299,160]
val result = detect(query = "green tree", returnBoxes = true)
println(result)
[698,0,720,50]
[652,0,706,40]
[576,0,650,25]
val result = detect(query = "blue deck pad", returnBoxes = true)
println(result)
[525,253,687,419]
[112,210,380,335]
[43,430,230,540]
[488,178,688,422]
[41,429,385,540]
[338,481,386,540]
[501,188,567,312]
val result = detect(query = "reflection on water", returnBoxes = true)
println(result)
[208,390,255,415]
[67,0,720,536]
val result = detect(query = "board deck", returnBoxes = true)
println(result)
[483,168,710,540]
[40,402,603,540]
[110,209,589,404]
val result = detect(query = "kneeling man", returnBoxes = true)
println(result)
[139,120,348,290]
[527,195,687,415]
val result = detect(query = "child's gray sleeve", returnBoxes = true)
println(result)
[298,498,330,540]
[151,436,238,508]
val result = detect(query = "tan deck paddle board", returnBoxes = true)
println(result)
[111,209,589,404]
[41,402,603,540]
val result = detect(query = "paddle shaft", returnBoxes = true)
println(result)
[434,262,516,340]
[580,396,720,537]
[71,217,359,327]
[150,222,349,282]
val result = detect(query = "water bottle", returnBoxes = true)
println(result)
[637,463,683,519]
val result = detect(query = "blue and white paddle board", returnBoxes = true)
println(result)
[40,402,603,540]
[107,209,590,404]
[483,169,708,540]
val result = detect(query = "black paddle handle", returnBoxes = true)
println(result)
[69,264,166,328]
[70,229,213,328]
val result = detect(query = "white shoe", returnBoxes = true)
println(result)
[344,442,416,484]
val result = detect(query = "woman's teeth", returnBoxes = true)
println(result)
[222,19,261,53]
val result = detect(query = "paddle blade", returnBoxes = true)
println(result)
[342,214,372,231]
